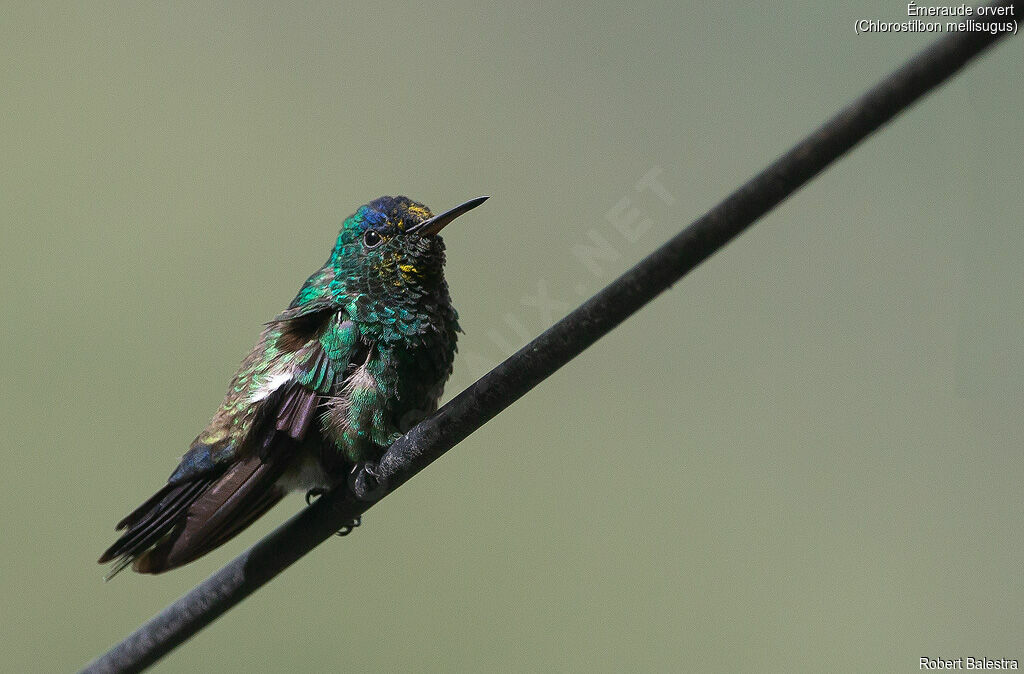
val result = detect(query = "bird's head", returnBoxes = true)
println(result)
[328,195,487,300]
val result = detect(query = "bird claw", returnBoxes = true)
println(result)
[350,461,385,499]
[305,475,364,535]
[335,516,360,537]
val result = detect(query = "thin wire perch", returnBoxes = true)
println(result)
[83,7,1015,673]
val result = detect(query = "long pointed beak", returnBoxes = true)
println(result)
[408,196,489,236]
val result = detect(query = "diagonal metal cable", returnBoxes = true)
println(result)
[84,11,1015,673]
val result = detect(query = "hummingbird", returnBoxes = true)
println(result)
[99,195,488,578]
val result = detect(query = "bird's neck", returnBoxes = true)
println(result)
[348,282,456,345]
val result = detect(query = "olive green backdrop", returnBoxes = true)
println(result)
[1,2,1021,672]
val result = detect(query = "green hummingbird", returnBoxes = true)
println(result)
[99,195,488,578]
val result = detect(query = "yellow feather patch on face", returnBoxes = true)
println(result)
[406,204,432,222]
[398,262,425,286]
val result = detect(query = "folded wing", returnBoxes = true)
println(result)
[99,312,359,577]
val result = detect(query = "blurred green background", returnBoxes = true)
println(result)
[1,2,1021,672]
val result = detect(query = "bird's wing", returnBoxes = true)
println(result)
[99,310,361,577]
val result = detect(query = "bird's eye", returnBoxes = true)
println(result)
[363,230,383,248]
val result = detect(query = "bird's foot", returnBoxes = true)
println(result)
[334,515,360,537]
[304,488,362,536]
[350,460,385,499]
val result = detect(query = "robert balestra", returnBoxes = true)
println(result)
[920,657,1019,670]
